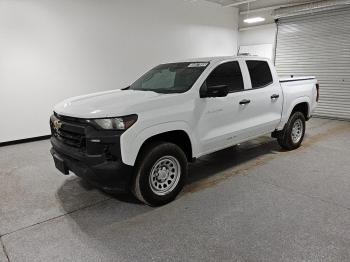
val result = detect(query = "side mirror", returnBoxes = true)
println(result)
[200,82,229,98]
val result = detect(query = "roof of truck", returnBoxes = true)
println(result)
[174,55,269,63]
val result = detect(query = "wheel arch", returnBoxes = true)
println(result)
[120,122,196,166]
[291,102,309,120]
[277,97,311,130]
[135,130,193,164]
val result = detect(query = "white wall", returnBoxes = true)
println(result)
[238,23,277,60]
[0,0,238,143]
[239,23,277,46]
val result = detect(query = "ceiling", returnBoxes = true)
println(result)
[205,0,320,28]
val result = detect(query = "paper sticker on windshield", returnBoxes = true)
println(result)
[188,62,208,68]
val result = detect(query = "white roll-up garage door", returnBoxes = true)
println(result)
[275,7,350,120]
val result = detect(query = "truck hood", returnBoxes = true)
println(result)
[54,89,165,118]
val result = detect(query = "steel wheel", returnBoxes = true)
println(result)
[149,156,181,196]
[291,119,303,143]
[277,111,305,150]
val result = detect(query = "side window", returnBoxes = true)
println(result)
[206,61,244,93]
[246,60,273,88]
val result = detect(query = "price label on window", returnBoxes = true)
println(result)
[188,63,209,68]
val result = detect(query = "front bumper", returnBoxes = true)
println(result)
[50,114,133,192]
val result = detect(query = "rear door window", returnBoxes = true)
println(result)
[246,60,273,88]
[206,61,244,93]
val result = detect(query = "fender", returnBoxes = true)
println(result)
[277,96,311,130]
[120,121,197,166]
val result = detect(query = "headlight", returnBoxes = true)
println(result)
[92,114,138,130]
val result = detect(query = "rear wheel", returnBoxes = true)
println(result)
[132,142,188,206]
[277,111,306,150]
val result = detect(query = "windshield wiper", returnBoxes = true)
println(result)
[121,86,130,90]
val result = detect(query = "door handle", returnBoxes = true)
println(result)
[239,99,251,105]
[271,94,280,99]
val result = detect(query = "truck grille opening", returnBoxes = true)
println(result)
[54,128,85,148]
[51,113,86,149]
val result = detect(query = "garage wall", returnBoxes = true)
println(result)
[275,7,350,120]
[239,24,277,47]
[238,24,276,60]
[0,0,239,143]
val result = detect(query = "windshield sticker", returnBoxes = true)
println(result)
[188,62,209,68]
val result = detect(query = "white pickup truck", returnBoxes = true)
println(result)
[50,56,319,206]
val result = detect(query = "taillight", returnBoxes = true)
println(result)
[316,83,320,102]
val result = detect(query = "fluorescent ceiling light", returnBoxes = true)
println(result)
[244,17,265,24]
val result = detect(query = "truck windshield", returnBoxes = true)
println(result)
[129,62,208,94]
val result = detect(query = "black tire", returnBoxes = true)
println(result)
[277,111,306,150]
[132,142,188,206]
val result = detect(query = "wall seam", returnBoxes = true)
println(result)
[1,237,10,262]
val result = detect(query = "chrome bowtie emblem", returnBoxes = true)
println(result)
[53,120,62,130]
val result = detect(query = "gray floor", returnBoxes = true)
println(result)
[1,118,350,262]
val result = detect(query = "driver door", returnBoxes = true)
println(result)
[196,60,247,155]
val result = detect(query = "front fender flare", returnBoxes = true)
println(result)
[120,121,196,166]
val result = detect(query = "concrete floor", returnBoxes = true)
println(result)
[1,118,350,262]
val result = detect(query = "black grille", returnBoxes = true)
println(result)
[54,112,87,124]
[54,128,85,148]
[51,113,86,149]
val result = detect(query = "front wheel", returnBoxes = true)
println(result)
[132,142,188,206]
[277,111,306,150]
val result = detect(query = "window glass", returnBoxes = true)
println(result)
[246,60,273,88]
[206,61,244,93]
[141,69,176,90]
[130,62,208,94]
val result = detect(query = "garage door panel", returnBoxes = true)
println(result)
[275,7,350,120]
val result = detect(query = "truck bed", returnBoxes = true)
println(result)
[277,75,318,130]
[279,76,316,83]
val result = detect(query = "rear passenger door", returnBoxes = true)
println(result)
[236,59,283,139]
